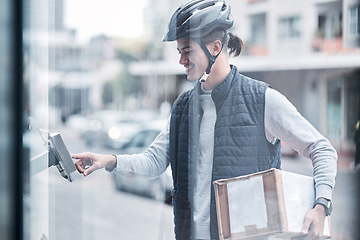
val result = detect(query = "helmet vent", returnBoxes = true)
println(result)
[177,12,192,27]
[197,2,216,11]
[182,0,203,13]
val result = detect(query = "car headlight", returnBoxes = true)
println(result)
[108,127,122,140]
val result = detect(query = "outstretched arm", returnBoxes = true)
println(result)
[73,118,171,177]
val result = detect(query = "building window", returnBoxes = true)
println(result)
[329,13,342,38]
[250,14,266,45]
[248,14,267,55]
[349,4,360,37]
[278,16,302,40]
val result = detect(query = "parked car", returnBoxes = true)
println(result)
[81,110,142,149]
[105,111,165,149]
[113,123,173,202]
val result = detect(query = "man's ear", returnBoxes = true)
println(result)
[211,40,222,56]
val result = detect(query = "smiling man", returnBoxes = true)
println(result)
[73,1,337,239]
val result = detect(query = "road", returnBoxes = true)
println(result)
[29,127,175,240]
[29,127,359,240]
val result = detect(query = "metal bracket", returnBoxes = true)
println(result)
[30,132,76,182]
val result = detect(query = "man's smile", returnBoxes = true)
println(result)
[185,64,195,75]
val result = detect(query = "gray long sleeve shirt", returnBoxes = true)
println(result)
[114,87,337,238]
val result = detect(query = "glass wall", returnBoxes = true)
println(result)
[24,0,50,238]
[0,0,359,239]
[0,0,23,239]
[23,0,175,239]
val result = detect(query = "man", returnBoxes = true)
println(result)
[73,1,337,239]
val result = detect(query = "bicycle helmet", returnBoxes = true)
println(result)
[162,0,233,41]
[162,0,234,82]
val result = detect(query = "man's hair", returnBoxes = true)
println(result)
[200,29,243,57]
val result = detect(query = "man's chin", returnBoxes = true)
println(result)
[186,74,201,82]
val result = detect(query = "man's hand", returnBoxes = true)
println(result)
[300,204,327,239]
[72,152,116,176]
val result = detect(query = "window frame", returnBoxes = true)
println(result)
[278,15,302,41]
[349,4,360,38]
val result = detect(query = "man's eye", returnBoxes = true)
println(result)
[177,49,192,55]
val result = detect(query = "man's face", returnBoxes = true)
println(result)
[176,38,208,82]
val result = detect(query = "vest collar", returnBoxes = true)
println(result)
[195,65,238,103]
[211,65,238,104]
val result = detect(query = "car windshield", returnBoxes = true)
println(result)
[124,130,160,148]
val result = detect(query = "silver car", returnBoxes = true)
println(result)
[113,125,173,202]
[81,110,142,149]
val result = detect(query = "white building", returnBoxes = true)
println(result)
[131,0,360,155]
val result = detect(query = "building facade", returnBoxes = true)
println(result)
[132,0,360,155]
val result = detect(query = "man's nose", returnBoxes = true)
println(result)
[179,53,188,65]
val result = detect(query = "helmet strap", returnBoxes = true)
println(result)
[199,72,209,83]
[194,36,226,83]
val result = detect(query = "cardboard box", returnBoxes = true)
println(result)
[213,168,331,239]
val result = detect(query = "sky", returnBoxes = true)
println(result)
[64,0,149,42]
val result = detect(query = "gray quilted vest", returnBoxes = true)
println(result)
[169,66,281,240]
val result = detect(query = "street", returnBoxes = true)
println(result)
[29,127,359,240]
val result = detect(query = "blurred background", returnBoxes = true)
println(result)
[1,0,360,239]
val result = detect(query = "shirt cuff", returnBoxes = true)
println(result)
[315,184,333,201]
[105,154,118,172]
